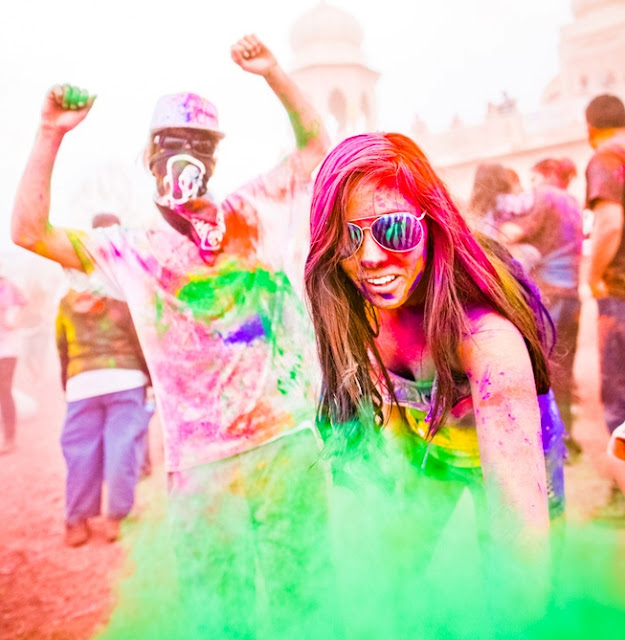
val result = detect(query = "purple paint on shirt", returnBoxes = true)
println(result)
[224,315,266,344]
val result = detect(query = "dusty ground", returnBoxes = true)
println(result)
[0,291,623,640]
[0,334,168,640]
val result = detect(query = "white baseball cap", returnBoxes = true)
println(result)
[150,92,225,138]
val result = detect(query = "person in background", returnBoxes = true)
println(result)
[56,213,152,546]
[495,158,584,461]
[530,158,577,192]
[583,93,625,524]
[467,162,520,232]
[0,266,27,454]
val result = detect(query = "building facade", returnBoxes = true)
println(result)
[289,0,625,204]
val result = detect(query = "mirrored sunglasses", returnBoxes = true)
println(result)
[342,211,426,259]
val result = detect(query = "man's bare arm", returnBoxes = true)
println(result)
[588,199,624,297]
[11,85,95,270]
[231,34,330,175]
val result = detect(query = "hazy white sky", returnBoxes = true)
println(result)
[0,0,573,242]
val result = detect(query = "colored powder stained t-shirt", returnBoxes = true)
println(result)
[67,158,319,471]
[495,187,583,298]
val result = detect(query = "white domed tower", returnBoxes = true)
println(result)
[544,0,625,101]
[290,1,379,141]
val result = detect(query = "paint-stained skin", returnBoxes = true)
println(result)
[286,107,321,151]
[477,374,492,401]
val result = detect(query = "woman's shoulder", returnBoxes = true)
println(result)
[458,305,528,377]
[463,305,522,341]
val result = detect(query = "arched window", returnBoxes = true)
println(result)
[328,88,347,136]
[361,93,371,129]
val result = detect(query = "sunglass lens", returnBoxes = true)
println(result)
[157,135,185,151]
[156,136,214,156]
[192,140,215,155]
[372,214,422,251]
[342,223,363,258]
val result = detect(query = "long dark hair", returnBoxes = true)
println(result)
[468,162,516,219]
[304,132,551,441]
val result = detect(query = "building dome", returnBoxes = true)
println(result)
[290,1,365,68]
[572,0,624,18]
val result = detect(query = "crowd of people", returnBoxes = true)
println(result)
[466,96,625,521]
[3,32,625,639]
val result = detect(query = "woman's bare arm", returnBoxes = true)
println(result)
[459,308,550,539]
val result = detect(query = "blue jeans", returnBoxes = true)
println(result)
[538,389,566,518]
[60,386,150,524]
[597,297,625,433]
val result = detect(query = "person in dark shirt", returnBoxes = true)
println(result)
[584,93,625,524]
[495,158,584,460]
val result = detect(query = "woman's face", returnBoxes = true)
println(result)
[340,180,428,310]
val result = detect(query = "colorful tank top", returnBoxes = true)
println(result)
[381,369,566,518]
[383,370,480,469]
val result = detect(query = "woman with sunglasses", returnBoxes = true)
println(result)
[305,133,565,558]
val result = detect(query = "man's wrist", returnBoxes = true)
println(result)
[262,63,284,83]
[38,123,66,141]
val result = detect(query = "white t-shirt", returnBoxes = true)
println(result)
[68,156,320,472]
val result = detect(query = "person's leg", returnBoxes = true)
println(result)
[0,357,18,450]
[103,387,150,536]
[548,296,581,438]
[60,396,105,539]
[168,456,257,638]
[595,297,625,521]
[597,297,625,433]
